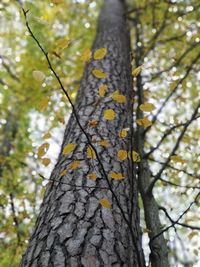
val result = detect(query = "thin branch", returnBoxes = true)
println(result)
[38,173,110,190]
[159,178,200,190]
[0,55,20,82]
[9,193,21,244]
[147,42,199,80]
[145,115,200,157]
[176,3,200,17]
[157,32,186,44]
[0,78,6,85]
[159,206,200,231]
[148,157,200,179]
[145,51,200,132]
[150,192,199,242]
[147,103,200,193]
[143,3,170,59]
[126,6,146,15]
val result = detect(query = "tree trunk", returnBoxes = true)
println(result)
[21,0,145,266]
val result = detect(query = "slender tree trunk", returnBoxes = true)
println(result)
[21,0,145,266]
[134,13,170,267]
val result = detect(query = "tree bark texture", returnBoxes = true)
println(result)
[21,0,145,266]
[138,160,169,267]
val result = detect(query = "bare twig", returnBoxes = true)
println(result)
[147,103,200,193]
[148,157,200,179]
[143,3,170,59]
[147,42,199,80]
[38,173,110,190]
[9,193,21,244]
[159,206,200,231]
[157,32,186,44]
[145,115,199,157]
[0,55,20,82]
[0,78,6,85]
[159,178,200,190]
[145,51,200,132]
[150,192,199,242]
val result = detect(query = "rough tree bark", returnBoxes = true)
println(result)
[21,0,145,266]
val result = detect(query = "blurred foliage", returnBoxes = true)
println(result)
[0,0,199,266]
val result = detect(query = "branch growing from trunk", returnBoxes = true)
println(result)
[150,192,199,242]
[159,206,200,231]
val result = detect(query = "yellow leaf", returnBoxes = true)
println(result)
[182,136,190,144]
[136,117,152,128]
[38,98,49,112]
[99,84,108,97]
[131,151,141,162]
[111,91,126,103]
[109,171,125,180]
[97,140,110,147]
[43,132,51,139]
[188,231,199,240]
[58,116,65,124]
[56,113,65,124]
[143,228,152,233]
[60,169,68,176]
[94,48,107,60]
[92,69,107,79]
[32,70,45,82]
[88,120,98,128]
[87,146,96,159]
[52,0,64,4]
[56,37,70,50]
[171,155,186,164]
[143,90,150,99]
[81,48,92,62]
[112,95,126,103]
[99,198,112,209]
[69,160,81,170]
[63,143,76,155]
[50,50,61,59]
[87,173,97,181]
[103,109,116,120]
[193,249,198,256]
[132,66,142,77]
[139,103,156,112]
[41,158,51,166]
[117,150,128,161]
[119,128,129,138]
[37,143,50,158]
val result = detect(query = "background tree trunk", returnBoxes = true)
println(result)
[21,0,145,266]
